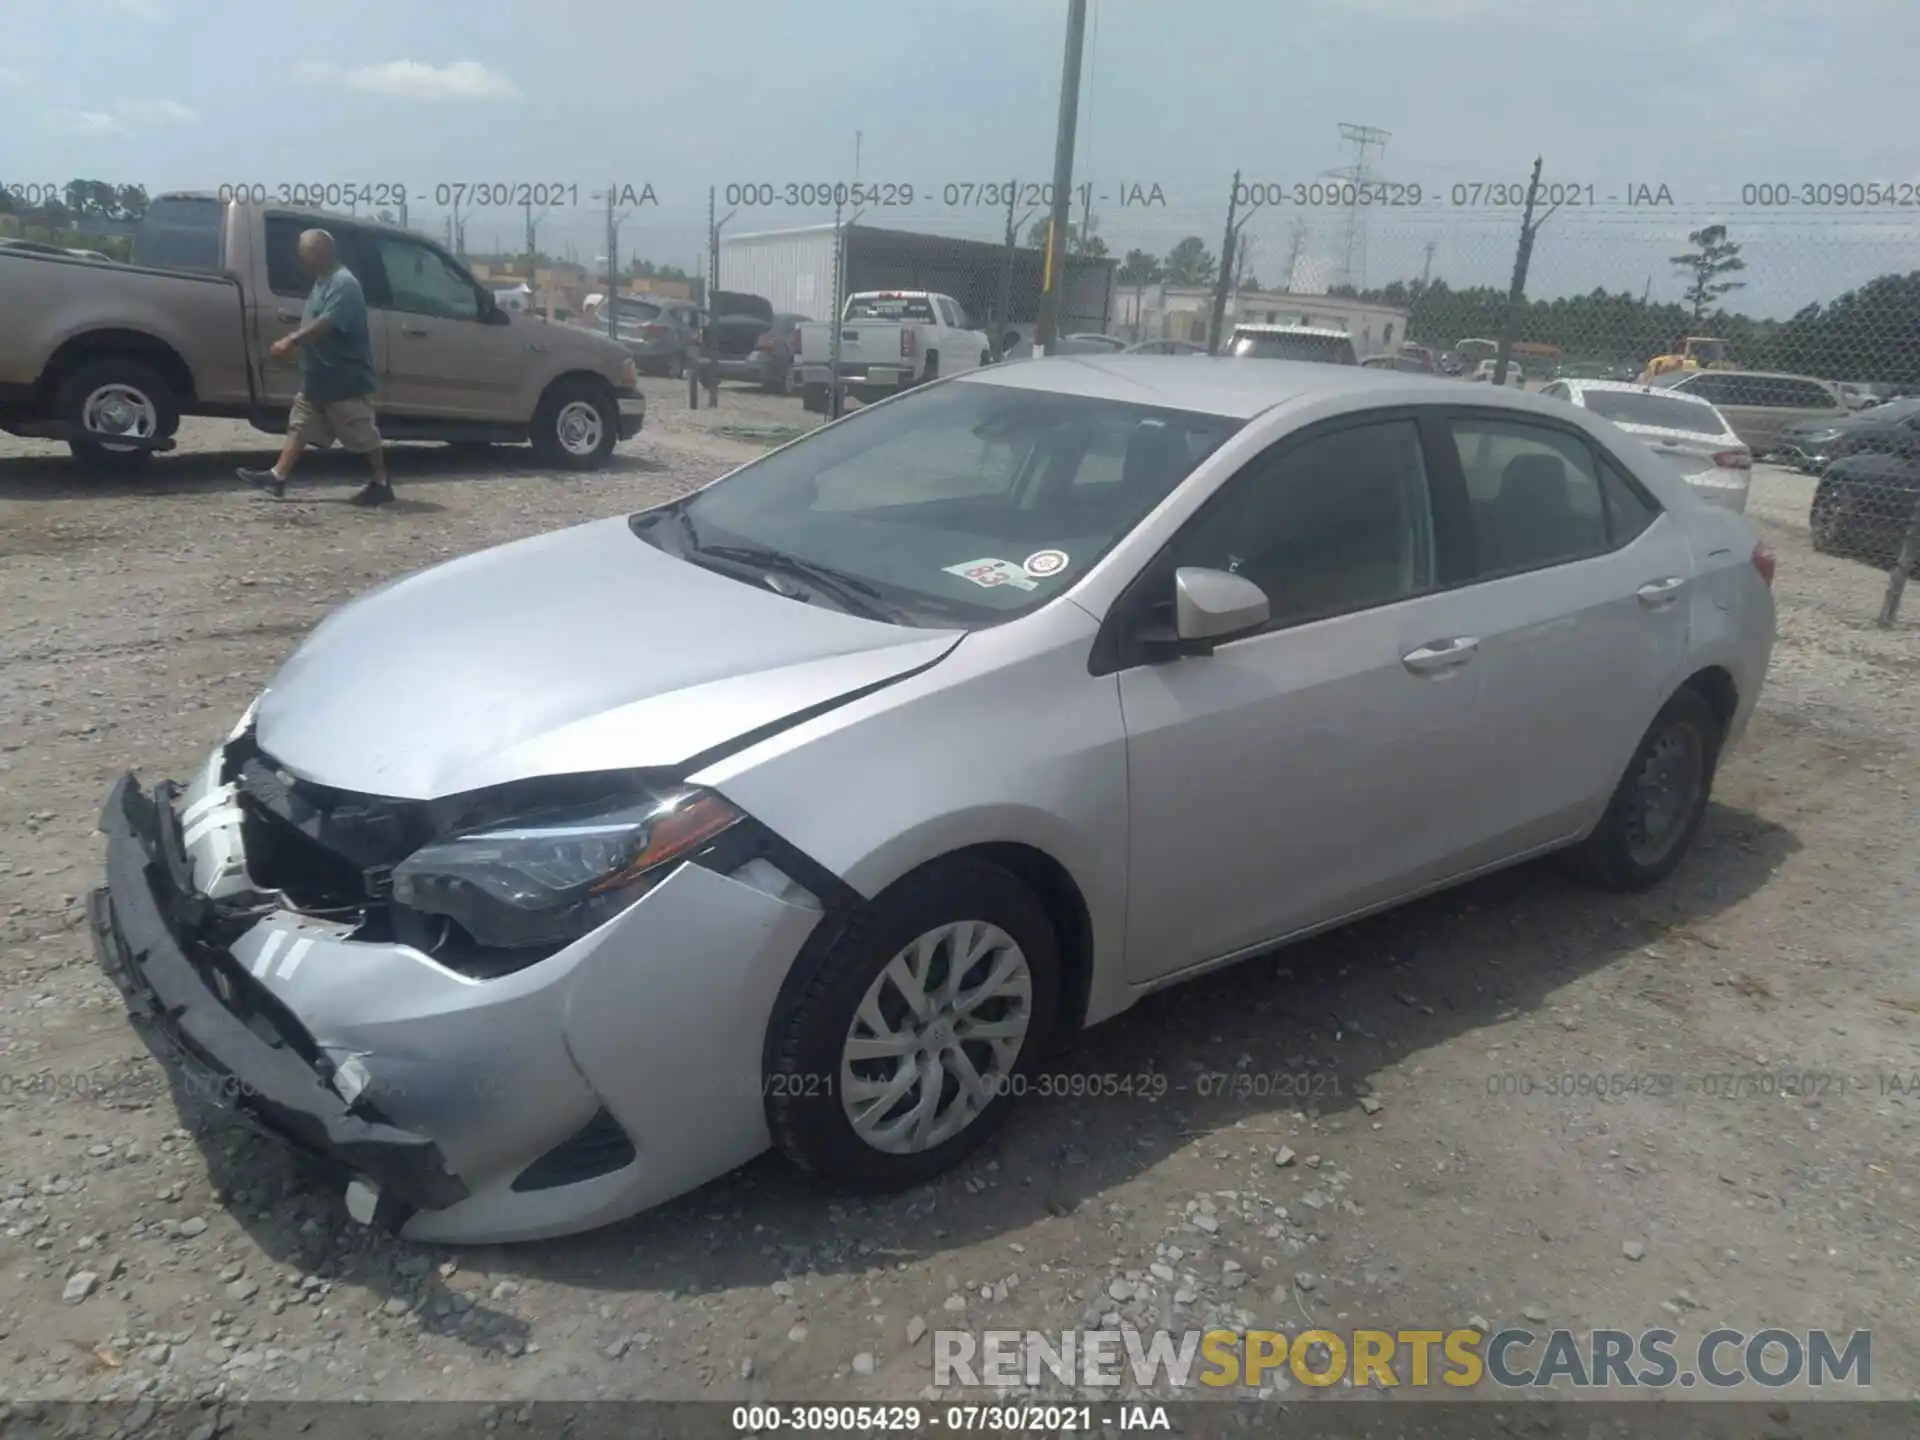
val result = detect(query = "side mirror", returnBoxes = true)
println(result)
[1141,567,1270,661]
[1175,567,1270,642]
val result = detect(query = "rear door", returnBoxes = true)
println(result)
[255,215,389,412]
[365,232,520,418]
[1430,410,1692,855]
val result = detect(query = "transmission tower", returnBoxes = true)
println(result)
[1322,122,1390,292]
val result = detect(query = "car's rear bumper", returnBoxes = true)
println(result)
[795,362,911,389]
[615,387,645,439]
[91,775,468,1226]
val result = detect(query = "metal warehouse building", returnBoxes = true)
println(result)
[718,223,1116,338]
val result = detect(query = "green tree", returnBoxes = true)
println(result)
[1163,236,1217,286]
[1116,248,1163,286]
[1670,224,1747,326]
[1025,216,1104,257]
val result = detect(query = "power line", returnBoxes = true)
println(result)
[1324,122,1390,291]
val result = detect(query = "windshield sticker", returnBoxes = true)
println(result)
[945,557,1039,592]
[1023,549,1070,578]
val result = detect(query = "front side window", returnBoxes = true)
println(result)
[1450,418,1609,575]
[1170,420,1436,629]
[665,380,1242,626]
[373,237,480,321]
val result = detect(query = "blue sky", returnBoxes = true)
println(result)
[5,0,1916,316]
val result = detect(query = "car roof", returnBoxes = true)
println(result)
[960,354,1501,419]
[1232,324,1351,340]
[1671,368,1830,384]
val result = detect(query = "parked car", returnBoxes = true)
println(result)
[1362,354,1436,374]
[698,292,810,393]
[1436,350,1464,376]
[1226,325,1357,365]
[1127,339,1208,355]
[1774,398,1920,474]
[91,357,1774,1244]
[1540,379,1751,512]
[1397,344,1436,372]
[999,327,1133,360]
[0,193,643,470]
[1061,332,1126,352]
[1835,382,1893,411]
[597,295,704,379]
[1650,369,1848,459]
[794,291,990,412]
[1810,449,1920,562]
[1473,359,1526,387]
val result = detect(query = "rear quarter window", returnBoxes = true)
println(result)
[132,197,225,272]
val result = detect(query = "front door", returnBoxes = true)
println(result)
[1433,412,1693,855]
[1117,415,1492,982]
[365,233,520,419]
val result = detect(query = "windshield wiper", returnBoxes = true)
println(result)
[697,543,898,622]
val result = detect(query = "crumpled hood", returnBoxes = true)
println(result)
[255,516,961,799]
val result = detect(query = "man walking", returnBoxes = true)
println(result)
[238,228,392,507]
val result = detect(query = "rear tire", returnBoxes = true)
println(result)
[530,378,618,471]
[55,357,179,473]
[1810,480,1847,554]
[764,858,1061,1194]
[1566,687,1722,893]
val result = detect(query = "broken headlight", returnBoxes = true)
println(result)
[391,787,742,950]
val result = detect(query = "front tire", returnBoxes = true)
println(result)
[765,858,1061,1193]
[1567,687,1721,892]
[530,378,618,470]
[55,357,180,472]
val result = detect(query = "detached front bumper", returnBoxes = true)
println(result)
[91,760,836,1244]
[90,775,467,1224]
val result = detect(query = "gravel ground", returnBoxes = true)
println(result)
[1,386,1916,1410]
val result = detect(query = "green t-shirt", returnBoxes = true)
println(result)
[301,266,378,404]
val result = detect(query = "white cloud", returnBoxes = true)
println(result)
[52,98,197,135]
[102,0,167,17]
[118,98,198,123]
[297,59,518,101]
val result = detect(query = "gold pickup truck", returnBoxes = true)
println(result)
[0,194,644,470]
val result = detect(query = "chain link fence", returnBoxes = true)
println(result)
[6,171,1919,619]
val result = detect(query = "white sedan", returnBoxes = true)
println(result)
[1540,379,1752,513]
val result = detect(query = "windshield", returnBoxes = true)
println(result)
[845,294,938,322]
[1228,332,1356,364]
[661,380,1242,626]
[1581,390,1727,435]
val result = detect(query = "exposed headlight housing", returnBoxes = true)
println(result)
[392,786,742,950]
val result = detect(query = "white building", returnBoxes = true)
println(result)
[1115,283,1410,359]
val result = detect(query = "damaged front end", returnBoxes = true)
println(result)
[91,710,839,1242]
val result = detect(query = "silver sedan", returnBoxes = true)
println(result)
[91,357,1776,1243]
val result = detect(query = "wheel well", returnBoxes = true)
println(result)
[1682,665,1738,739]
[961,842,1095,1037]
[537,370,615,412]
[40,331,195,406]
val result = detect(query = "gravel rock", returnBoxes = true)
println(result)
[1622,1241,1646,1262]
[62,1271,99,1304]
[852,1352,876,1376]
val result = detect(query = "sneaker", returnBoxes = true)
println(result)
[348,482,394,508]
[237,467,285,499]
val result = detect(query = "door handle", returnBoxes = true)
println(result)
[1636,577,1686,608]
[1402,636,1479,674]
[276,309,301,323]
[401,324,430,338]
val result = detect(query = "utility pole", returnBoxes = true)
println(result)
[523,200,551,315]
[1420,240,1435,288]
[1078,183,1094,252]
[829,197,847,418]
[1494,155,1565,388]
[399,197,409,233]
[1281,219,1307,293]
[854,130,863,185]
[1034,0,1088,355]
[1208,171,1264,354]
[995,190,1037,360]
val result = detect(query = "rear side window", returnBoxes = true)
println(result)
[1449,418,1609,576]
[1599,457,1659,544]
[132,197,224,272]
[1783,379,1837,408]
[1228,331,1357,365]
[846,294,938,323]
[1581,389,1725,435]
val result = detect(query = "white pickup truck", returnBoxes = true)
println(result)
[793,291,991,413]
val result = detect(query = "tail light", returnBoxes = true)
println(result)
[754,335,776,353]
[1713,450,1752,470]
[791,328,802,356]
[1751,541,1776,587]
[900,329,918,359]
[638,324,671,339]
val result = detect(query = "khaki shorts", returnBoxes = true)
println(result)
[290,393,382,453]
